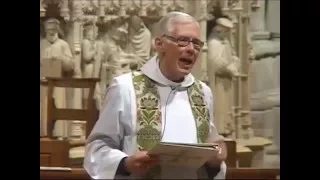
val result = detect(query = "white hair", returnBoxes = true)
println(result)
[155,11,198,37]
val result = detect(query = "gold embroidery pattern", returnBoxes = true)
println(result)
[132,71,162,151]
[188,80,210,143]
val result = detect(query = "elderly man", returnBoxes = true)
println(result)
[83,12,227,179]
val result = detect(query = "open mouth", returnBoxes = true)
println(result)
[179,58,193,65]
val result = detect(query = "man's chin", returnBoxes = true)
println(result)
[178,68,192,75]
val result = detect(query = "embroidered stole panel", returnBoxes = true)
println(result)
[132,71,211,178]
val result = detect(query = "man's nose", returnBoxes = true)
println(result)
[185,42,196,54]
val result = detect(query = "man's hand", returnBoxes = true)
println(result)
[125,151,160,176]
[206,140,227,167]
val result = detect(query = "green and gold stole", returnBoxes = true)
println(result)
[132,71,211,178]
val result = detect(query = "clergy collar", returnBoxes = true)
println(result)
[140,56,195,88]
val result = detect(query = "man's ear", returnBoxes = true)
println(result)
[154,37,164,52]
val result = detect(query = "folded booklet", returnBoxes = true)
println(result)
[147,142,220,169]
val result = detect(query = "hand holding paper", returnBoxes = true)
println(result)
[147,142,221,169]
[125,151,160,176]
[206,140,227,167]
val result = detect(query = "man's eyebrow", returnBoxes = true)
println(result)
[177,36,201,40]
[176,36,191,39]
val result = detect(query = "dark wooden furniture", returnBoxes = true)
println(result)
[40,77,100,167]
[40,77,100,138]
[224,139,237,167]
[227,168,280,179]
[40,138,69,167]
[40,168,280,180]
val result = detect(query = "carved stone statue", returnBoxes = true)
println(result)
[126,15,152,68]
[81,23,104,108]
[207,17,241,137]
[97,22,144,103]
[82,23,99,79]
[97,24,126,101]
[40,18,75,138]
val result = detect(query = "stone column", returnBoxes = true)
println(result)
[198,0,208,82]
[266,0,280,33]
[236,0,272,168]
[68,1,85,140]
[238,3,252,140]
[40,0,46,137]
[249,0,266,32]
[248,0,280,168]
[190,0,205,80]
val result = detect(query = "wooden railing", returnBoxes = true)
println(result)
[40,168,280,180]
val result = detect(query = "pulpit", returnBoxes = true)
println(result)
[224,139,237,167]
[40,168,280,180]
[40,138,69,167]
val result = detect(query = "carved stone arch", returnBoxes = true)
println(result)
[40,0,72,40]
[125,0,141,16]
[167,0,184,13]
[146,1,162,17]
[82,0,99,16]
[41,0,70,21]
[104,0,120,15]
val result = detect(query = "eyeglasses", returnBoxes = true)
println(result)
[163,35,204,50]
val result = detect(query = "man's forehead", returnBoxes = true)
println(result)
[171,22,201,38]
[173,21,199,28]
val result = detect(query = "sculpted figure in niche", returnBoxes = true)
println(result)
[207,17,240,137]
[114,24,143,74]
[126,15,152,69]
[82,23,99,79]
[40,18,75,138]
[97,24,127,101]
[81,23,104,109]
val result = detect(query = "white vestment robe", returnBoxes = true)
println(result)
[83,56,227,179]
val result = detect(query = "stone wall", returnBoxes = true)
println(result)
[249,0,280,168]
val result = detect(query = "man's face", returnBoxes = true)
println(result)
[155,21,202,80]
